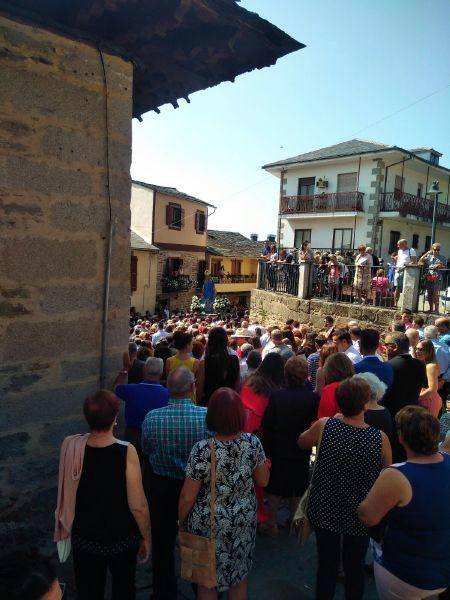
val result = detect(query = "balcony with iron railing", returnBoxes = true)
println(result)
[380,191,450,225]
[280,191,364,215]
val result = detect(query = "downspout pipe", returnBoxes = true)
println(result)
[100,219,114,388]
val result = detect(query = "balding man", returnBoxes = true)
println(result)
[436,317,450,347]
[115,357,169,456]
[141,367,208,599]
[406,328,420,357]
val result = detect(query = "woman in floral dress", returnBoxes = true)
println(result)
[179,388,269,599]
[353,244,373,303]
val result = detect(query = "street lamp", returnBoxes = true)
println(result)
[426,180,442,246]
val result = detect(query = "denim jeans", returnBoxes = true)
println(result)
[314,527,369,599]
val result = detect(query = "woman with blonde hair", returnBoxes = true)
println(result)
[415,339,442,417]
[353,244,373,304]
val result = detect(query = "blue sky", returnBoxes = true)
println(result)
[131,0,450,240]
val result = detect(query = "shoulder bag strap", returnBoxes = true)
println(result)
[304,419,327,509]
[311,419,326,476]
[208,438,216,540]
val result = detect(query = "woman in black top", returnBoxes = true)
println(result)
[71,391,150,600]
[261,357,319,536]
[196,327,240,406]
[299,378,391,600]
[353,372,395,446]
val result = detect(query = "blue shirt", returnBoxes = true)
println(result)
[439,332,450,347]
[354,356,394,389]
[141,399,208,479]
[379,454,450,590]
[116,381,169,428]
[431,340,450,378]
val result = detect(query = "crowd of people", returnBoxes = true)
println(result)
[12,307,450,600]
[260,238,449,310]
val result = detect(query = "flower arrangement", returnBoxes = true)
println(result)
[162,275,196,292]
[190,295,202,312]
[213,295,231,313]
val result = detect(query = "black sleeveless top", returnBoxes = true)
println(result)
[308,418,382,536]
[72,441,140,555]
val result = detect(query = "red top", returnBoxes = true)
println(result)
[240,383,269,434]
[318,381,340,418]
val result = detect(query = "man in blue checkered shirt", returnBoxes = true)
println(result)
[142,366,208,599]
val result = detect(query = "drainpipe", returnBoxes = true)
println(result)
[277,168,286,248]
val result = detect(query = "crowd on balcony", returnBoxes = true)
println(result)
[259,238,450,312]
[21,304,450,600]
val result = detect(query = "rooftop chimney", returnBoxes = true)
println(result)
[267,234,276,243]
[250,233,258,242]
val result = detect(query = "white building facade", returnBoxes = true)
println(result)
[263,139,450,261]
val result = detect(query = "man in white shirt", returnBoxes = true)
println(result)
[394,239,417,306]
[333,330,362,364]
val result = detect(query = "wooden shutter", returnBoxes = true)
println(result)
[166,204,172,226]
[130,255,138,292]
[180,207,185,227]
[337,172,357,192]
[195,211,199,233]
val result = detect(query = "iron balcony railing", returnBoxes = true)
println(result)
[280,191,364,214]
[380,191,450,224]
[212,274,257,284]
[258,261,299,296]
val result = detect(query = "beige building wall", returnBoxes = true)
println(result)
[210,256,258,277]
[153,193,208,247]
[0,16,133,541]
[131,250,158,313]
[131,183,154,243]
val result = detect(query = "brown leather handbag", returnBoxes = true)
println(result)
[179,438,217,589]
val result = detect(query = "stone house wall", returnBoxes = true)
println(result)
[0,15,133,544]
[250,289,436,331]
[156,249,205,312]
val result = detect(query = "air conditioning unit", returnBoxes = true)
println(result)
[316,178,328,189]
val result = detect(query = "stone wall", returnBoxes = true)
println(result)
[250,288,435,330]
[156,249,205,312]
[0,16,133,545]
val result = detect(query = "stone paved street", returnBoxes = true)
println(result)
[134,523,378,599]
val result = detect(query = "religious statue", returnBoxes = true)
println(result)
[201,269,215,313]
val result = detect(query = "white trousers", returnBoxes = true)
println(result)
[374,562,446,600]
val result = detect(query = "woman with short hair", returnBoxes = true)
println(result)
[359,406,450,599]
[353,244,373,304]
[353,372,394,444]
[415,339,442,417]
[179,388,270,599]
[165,331,199,376]
[299,378,391,600]
[56,390,151,599]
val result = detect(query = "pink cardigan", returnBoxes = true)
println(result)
[54,434,89,542]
